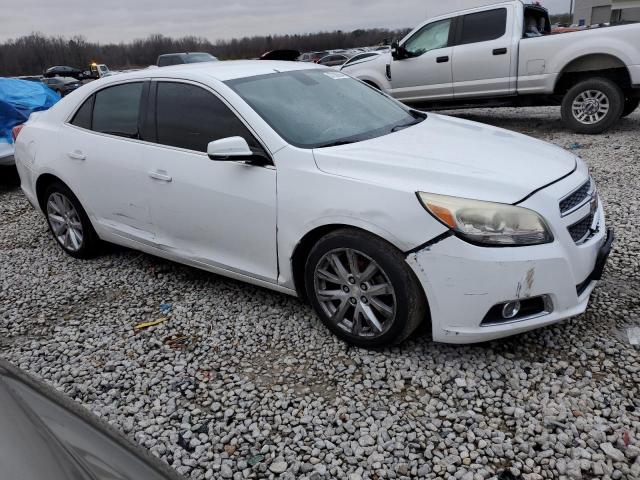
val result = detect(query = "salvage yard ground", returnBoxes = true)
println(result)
[1,107,639,480]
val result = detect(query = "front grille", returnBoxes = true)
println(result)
[559,179,592,216]
[568,211,596,243]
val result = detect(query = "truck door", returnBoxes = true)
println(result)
[388,18,455,102]
[451,6,517,99]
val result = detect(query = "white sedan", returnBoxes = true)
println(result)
[13,61,613,348]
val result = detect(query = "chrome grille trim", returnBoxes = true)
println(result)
[559,178,594,217]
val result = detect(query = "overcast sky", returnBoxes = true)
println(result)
[3,0,571,44]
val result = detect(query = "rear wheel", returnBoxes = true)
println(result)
[304,229,427,348]
[561,78,624,134]
[44,182,100,258]
[621,97,640,118]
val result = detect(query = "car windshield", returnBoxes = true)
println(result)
[226,70,424,148]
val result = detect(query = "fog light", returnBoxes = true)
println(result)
[502,300,521,319]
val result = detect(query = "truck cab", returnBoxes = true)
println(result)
[89,63,111,79]
[355,1,549,102]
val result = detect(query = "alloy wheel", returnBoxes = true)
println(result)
[572,89,610,125]
[46,192,84,252]
[313,248,396,338]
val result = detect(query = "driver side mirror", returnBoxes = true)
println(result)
[207,137,270,165]
[391,40,408,60]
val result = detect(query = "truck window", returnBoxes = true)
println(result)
[404,19,453,56]
[459,8,507,45]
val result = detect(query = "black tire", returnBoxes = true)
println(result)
[43,181,100,259]
[560,77,624,134]
[622,97,640,118]
[304,228,428,348]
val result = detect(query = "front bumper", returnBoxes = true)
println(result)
[406,203,612,344]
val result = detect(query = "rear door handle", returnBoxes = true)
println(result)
[148,170,172,182]
[436,56,449,63]
[493,48,507,55]
[67,150,86,161]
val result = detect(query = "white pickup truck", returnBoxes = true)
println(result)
[344,0,640,133]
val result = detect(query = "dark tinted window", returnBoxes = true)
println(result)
[460,8,507,44]
[156,82,259,152]
[71,96,94,130]
[158,55,183,67]
[92,83,143,138]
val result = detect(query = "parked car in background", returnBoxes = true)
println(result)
[260,49,301,61]
[339,52,382,71]
[41,77,82,96]
[44,66,83,79]
[344,0,640,133]
[156,52,218,67]
[297,51,329,62]
[16,75,44,82]
[317,53,350,67]
[14,61,613,348]
[0,360,184,480]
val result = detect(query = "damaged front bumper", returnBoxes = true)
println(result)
[405,207,612,344]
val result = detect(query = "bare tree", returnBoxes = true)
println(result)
[0,29,410,76]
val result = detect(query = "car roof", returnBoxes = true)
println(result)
[108,60,324,83]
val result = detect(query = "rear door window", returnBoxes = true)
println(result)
[155,82,260,153]
[91,82,143,138]
[459,8,507,44]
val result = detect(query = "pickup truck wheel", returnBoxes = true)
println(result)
[621,98,640,118]
[561,78,624,134]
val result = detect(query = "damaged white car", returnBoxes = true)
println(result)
[13,61,613,347]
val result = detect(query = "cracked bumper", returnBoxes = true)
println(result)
[406,210,609,344]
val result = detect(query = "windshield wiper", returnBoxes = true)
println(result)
[390,119,422,132]
[316,139,357,148]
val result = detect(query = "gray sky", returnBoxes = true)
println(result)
[3,0,571,44]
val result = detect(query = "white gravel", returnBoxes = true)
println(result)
[1,107,639,480]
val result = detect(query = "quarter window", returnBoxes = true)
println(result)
[404,19,453,56]
[92,82,143,138]
[459,8,507,45]
[155,82,259,153]
[70,96,94,130]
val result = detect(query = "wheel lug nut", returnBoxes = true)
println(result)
[342,286,350,293]
[361,296,368,304]
[349,297,357,305]
[348,277,356,284]
[360,284,368,291]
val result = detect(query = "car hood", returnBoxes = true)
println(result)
[312,113,576,204]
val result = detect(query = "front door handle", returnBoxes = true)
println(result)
[493,48,508,55]
[67,150,86,161]
[148,170,172,182]
[436,56,449,63]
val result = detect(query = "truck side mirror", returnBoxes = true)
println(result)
[391,40,407,60]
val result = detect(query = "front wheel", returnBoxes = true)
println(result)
[304,229,428,348]
[621,97,640,118]
[561,78,624,134]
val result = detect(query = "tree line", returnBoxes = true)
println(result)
[0,29,410,77]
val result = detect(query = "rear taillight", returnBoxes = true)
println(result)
[11,124,24,142]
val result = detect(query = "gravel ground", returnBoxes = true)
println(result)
[1,107,639,480]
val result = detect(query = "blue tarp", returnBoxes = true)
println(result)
[0,78,60,144]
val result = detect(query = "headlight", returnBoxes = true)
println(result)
[417,192,553,246]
